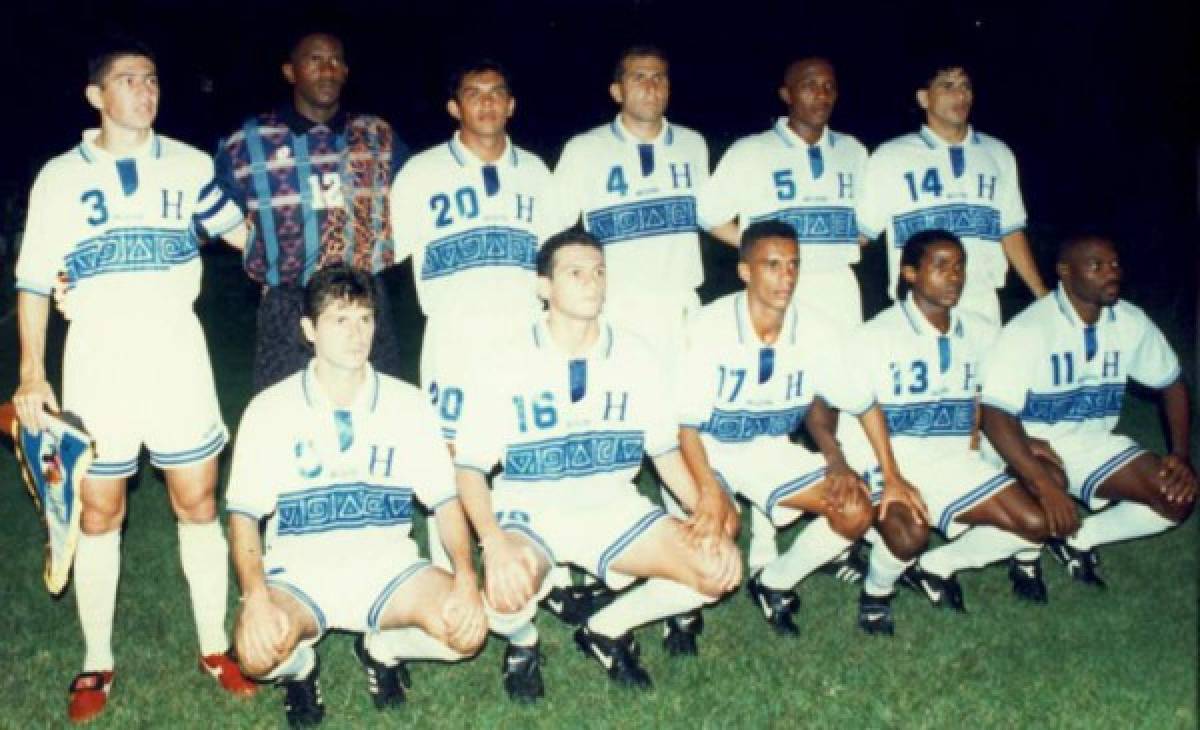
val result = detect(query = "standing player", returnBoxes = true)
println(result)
[981,235,1195,588]
[857,60,1047,325]
[215,30,408,393]
[11,40,255,722]
[840,230,1053,635]
[227,266,486,727]
[389,59,553,447]
[699,57,868,328]
[679,221,928,636]
[454,231,740,702]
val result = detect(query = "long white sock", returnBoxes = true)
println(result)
[548,565,572,591]
[485,599,539,648]
[920,526,1037,578]
[1014,547,1042,562]
[747,505,779,572]
[759,517,850,591]
[1072,501,1175,551]
[587,579,708,639]
[263,643,316,682]
[863,540,912,597]
[75,530,121,671]
[178,520,230,655]
[365,628,465,663]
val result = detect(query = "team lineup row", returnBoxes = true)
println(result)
[8,32,1194,727]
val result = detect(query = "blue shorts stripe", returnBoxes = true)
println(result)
[937,472,1012,534]
[501,523,556,566]
[148,431,226,468]
[366,560,432,631]
[597,508,666,581]
[1080,445,1144,505]
[267,579,328,635]
[765,466,827,517]
[89,457,140,478]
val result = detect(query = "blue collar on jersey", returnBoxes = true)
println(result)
[301,361,381,413]
[733,291,799,347]
[279,103,348,136]
[609,115,675,146]
[917,125,981,150]
[530,317,614,359]
[899,295,964,339]
[772,117,838,149]
[1051,284,1117,327]
[77,130,162,164]
[447,132,519,168]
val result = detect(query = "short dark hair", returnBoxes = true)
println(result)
[897,229,965,297]
[536,230,604,277]
[448,58,511,99]
[87,37,155,86]
[303,264,377,320]
[739,220,797,262]
[285,26,346,62]
[613,44,668,82]
[1057,232,1115,265]
[914,53,971,90]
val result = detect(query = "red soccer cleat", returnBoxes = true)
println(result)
[200,651,258,697]
[67,670,114,724]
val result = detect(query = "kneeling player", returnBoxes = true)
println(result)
[455,231,740,702]
[842,230,1053,635]
[679,221,913,636]
[981,234,1195,587]
[227,267,486,727]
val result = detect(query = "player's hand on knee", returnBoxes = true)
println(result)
[12,378,59,434]
[686,488,740,545]
[481,533,538,613]
[822,462,864,513]
[1028,438,1064,468]
[440,575,487,655]
[235,593,291,676]
[696,536,742,596]
[1034,482,1080,537]
[880,473,930,526]
[1158,454,1198,506]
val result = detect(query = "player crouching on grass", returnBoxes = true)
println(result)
[840,230,1054,635]
[453,231,741,702]
[980,234,1195,588]
[226,265,486,727]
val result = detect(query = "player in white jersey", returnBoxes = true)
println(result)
[454,231,740,702]
[981,234,1195,588]
[699,57,868,328]
[390,59,554,445]
[227,266,486,727]
[679,221,934,637]
[856,61,1048,325]
[840,230,1053,635]
[11,40,255,723]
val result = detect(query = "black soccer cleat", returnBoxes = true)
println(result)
[281,656,325,728]
[662,610,704,657]
[501,643,545,703]
[1047,538,1107,588]
[540,582,617,625]
[816,540,868,583]
[857,591,896,637]
[900,564,967,612]
[746,571,800,637]
[1008,556,1049,603]
[574,626,653,689]
[353,635,408,710]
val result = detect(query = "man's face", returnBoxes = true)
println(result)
[780,59,837,133]
[918,67,973,129]
[738,237,799,314]
[903,241,966,311]
[1059,239,1122,307]
[301,298,376,373]
[86,54,159,133]
[284,34,348,112]
[610,55,669,125]
[448,70,514,138]
[538,244,607,322]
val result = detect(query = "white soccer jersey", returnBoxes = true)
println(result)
[16,130,242,323]
[226,363,458,566]
[552,116,708,301]
[455,317,677,497]
[698,120,867,272]
[678,292,847,457]
[839,298,999,464]
[857,126,1027,299]
[981,285,1180,443]
[389,133,553,319]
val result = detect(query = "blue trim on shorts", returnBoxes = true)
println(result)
[648,444,679,459]
[426,494,459,512]
[597,508,666,582]
[501,523,557,566]
[765,466,827,518]
[938,472,1012,534]
[89,456,140,478]
[148,430,226,468]
[226,505,265,521]
[267,578,328,635]
[1080,444,1143,506]
[366,560,431,631]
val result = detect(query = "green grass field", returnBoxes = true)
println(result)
[0,245,1195,729]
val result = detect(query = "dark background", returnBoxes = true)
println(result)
[1,0,1196,319]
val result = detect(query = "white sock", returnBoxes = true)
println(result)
[863,540,912,597]
[920,526,1037,578]
[548,565,572,591]
[587,578,708,639]
[759,517,850,591]
[365,628,464,663]
[424,517,452,571]
[178,520,230,656]
[1072,501,1175,551]
[264,643,316,682]
[485,599,539,648]
[1014,547,1042,563]
[75,530,121,671]
[747,505,779,572]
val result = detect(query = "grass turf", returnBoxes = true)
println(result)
[0,246,1195,729]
